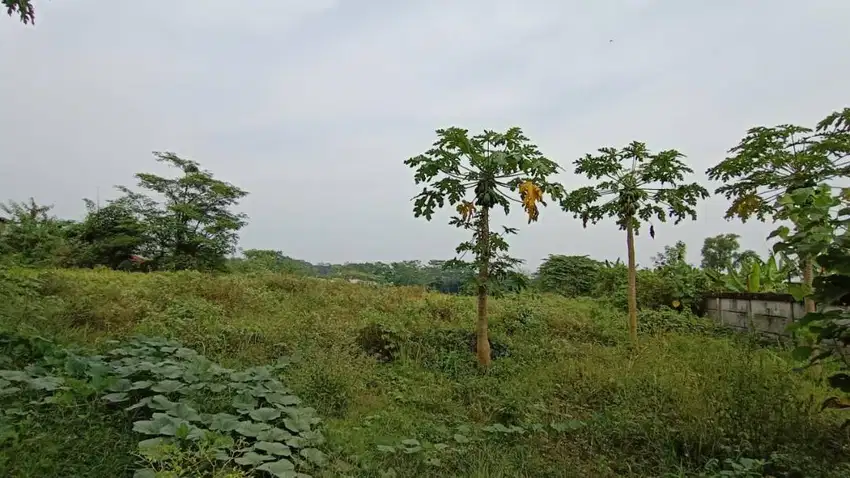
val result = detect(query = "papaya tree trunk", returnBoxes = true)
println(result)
[803,257,816,313]
[626,219,638,345]
[476,206,492,367]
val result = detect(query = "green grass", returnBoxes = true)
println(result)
[0,267,848,477]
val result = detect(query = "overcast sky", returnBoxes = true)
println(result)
[1,1,848,269]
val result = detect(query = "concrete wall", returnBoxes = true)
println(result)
[704,292,848,337]
[704,293,803,337]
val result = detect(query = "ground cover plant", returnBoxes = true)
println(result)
[1,268,849,477]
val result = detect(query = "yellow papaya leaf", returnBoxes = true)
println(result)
[672,300,681,308]
[456,201,476,224]
[519,181,544,223]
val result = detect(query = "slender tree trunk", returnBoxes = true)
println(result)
[803,257,816,313]
[626,220,638,345]
[476,207,492,367]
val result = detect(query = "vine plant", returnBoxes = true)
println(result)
[0,333,327,477]
[405,127,564,366]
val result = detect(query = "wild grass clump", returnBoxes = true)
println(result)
[1,268,848,477]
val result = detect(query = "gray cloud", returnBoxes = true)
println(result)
[1,0,848,269]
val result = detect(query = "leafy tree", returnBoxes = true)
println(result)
[700,233,742,271]
[772,184,850,422]
[4,0,34,24]
[562,141,708,344]
[116,152,248,272]
[647,241,710,313]
[405,127,564,366]
[735,249,762,268]
[706,107,850,312]
[228,249,316,275]
[0,198,76,266]
[535,254,602,297]
[426,259,475,294]
[68,199,147,270]
[652,240,687,269]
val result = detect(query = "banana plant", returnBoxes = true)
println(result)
[705,253,791,293]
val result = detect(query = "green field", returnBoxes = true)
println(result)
[0,268,848,477]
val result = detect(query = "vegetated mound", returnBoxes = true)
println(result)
[1,268,848,477]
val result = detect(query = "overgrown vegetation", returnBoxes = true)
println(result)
[0,332,326,477]
[1,269,848,477]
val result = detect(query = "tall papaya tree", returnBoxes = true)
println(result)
[706,107,850,312]
[562,141,708,344]
[405,127,564,367]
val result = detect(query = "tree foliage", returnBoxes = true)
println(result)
[535,255,602,297]
[115,152,248,272]
[0,198,75,266]
[707,107,850,222]
[772,184,850,423]
[405,126,564,366]
[562,141,708,343]
[3,0,34,24]
[700,233,742,271]
[562,142,708,233]
[68,199,148,270]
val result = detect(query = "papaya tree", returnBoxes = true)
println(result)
[4,0,35,24]
[405,127,564,366]
[706,107,850,312]
[771,184,850,421]
[561,141,709,344]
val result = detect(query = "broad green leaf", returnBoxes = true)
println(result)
[107,378,133,392]
[138,437,167,451]
[257,427,293,442]
[209,413,241,432]
[266,393,300,406]
[151,380,184,394]
[232,392,258,411]
[250,407,282,422]
[234,451,273,466]
[168,402,201,422]
[235,421,271,437]
[0,370,28,381]
[0,386,22,396]
[254,441,291,456]
[300,447,328,466]
[256,459,296,476]
[103,392,129,403]
[300,430,325,445]
[131,380,154,390]
[148,395,177,411]
[208,383,227,393]
[283,417,311,433]
[132,469,157,478]
[26,376,64,391]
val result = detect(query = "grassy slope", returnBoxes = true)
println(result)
[1,268,848,477]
